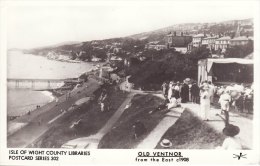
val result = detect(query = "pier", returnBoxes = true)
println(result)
[7,78,76,89]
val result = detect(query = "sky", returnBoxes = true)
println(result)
[5,0,257,49]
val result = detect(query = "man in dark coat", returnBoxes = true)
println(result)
[191,82,200,104]
[180,81,189,103]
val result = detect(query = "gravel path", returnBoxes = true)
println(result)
[136,107,184,149]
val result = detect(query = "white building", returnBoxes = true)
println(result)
[202,36,219,50]
[214,36,231,51]
[192,34,206,47]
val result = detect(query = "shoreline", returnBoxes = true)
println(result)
[7,77,103,148]
[7,51,104,119]
[7,66,102,121]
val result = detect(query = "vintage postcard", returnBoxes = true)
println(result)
[0,0,259,165]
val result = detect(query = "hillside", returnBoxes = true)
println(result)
[20,18,253,64]
[128,18,253,41]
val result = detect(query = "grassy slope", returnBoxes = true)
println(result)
[98,94,165,149]
[156,109,225,149]
[30,85,128,148]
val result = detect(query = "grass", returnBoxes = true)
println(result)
[155,109,225,149]
[98,94,166,149]
[30,85,128,148]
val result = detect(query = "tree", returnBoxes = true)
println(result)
[225,41,253,58]
[187,47,210,61]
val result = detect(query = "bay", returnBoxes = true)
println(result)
[7,51,94,116]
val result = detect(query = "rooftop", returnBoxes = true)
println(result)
[193,34,205,38]
[231,36,251,41]
[216,36,231,40]
[203,36,219,40]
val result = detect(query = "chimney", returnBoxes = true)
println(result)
[181,32,183,36]
[174,31,176,36]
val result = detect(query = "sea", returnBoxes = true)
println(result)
[7,51,94,116]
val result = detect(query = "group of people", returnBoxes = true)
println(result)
[162,80,252,150]
[161,79,215,111]
[162,80,189,109]
[199,81,254,125]
[162,79,254,123]
[215,83,254,114]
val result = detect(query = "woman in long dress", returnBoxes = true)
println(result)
[167,82,174,100]
[200,86,210,120]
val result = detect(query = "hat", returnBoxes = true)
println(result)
[185,78,191,82]
[223,124,240,137]
[201,84,209,90]
[160,139,172,148]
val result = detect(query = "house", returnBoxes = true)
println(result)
[112,42,122,46]
[91,56,102,62]
[201,37,209,46]
[229,36,252,46]
[110,56,123,61]
[166,32,192,48]
[113,47,122,53]
[145,41,167,51]
[192,34,206,47]
[214,36,231,51]
[187,42,193,51]
[174,47,188,54]
[202,36,219,50]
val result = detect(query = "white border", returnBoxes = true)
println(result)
[1,0,260,165]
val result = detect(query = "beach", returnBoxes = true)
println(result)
[7,51,95,117]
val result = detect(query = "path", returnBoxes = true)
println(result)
[61,81,156,149]
[135,100,252,149]
[182,103,253,149]
[136,107,184,149]
[7,78,101,148]
[61,93,135,149]
[110,83,253,149]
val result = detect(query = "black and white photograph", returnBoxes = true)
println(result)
[0,0,259,165]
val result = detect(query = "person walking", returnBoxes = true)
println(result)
[200,85,210,121]
[218,90,231,126]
